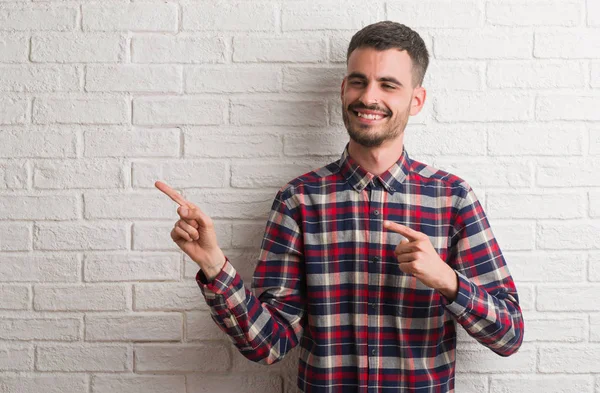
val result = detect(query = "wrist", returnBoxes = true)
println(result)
[200,249,226,281]
[438,266,459,302]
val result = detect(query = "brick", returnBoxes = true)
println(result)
[538,221,600,250]
[590,126,600,155]
[91,375,185,393]
[86,313,182,341]
[282,1,380,31]
[82,3,177,32]
[456,346,535,372]
[0,375,87,393]
[185,311,227,341]
[231,161,321,188]
[186,66,279,93]
[329,31,355,63]
[488,60,585,88]
[232,222,266,248]
[134,344,229,372]
[133,221,232,251]
[133,97,225,126]
[134,282,208,311]
[491,376,592,393]
[535,30,600,58]
[0,161,27,189]
[404,125,485,156]
[233,37,326,63]
[537,95,600,120]
[284,127,348,157]
[516,284,534,312]
[488,123,584,156]
[432,159,532,188]
[283,66,345,92]
[435,30,532,59]
[0,33,28,62]
[435,92,532,122]
[487,1,581,26]
[524,316,586,342]
[591,314,600,341]
[491,221,535,251]
[132,35,225,64]
[84,253,179,282]
[0,6,77,31]
[0,254,79,282]
[84,192,178,219]
[34,97,129,125]
[454,375,488,393]
[86,65,181,93]
[588,252,600,281]
[183,2,276,31]
[538,159,600,187]
[0,65,79,92]
[34,222,128,251]
[0,195,78,220]
[186,189,275,219]
[0,126,76,158]
[34,284,128,311]
[0,318,80,341]
[540,346,600,373]
[36,345,130,371]
[184,127,283,158]
[537,285,600,311]
[590,0,600,26]
[592,62,600,87]
[388,1,482,28]
[231,100,327,126]
[33,159,124,189]
[0,345,32,371]
[186,375,283,393]
[32,34,125,63]
[0,285,29,310]
[0,223,30,250]
[424,61,483,91]
[0,97,27,124]
[505,252,585,282]
[84,127,180,158]
[132,160,227,188]
[487,192,584,219]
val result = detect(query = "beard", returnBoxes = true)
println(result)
[342,100,411,148]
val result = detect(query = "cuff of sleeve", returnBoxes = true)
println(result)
[195,257,237,299]
[442,270,474,319]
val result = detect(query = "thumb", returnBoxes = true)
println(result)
[178,204,211,225]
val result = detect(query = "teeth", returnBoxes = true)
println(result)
[357,112,383,120]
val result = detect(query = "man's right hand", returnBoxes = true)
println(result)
[155,180,226,280]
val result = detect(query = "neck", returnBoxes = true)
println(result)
[347,136,404,176]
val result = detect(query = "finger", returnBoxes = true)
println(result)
[177,220,200,241]
[398,261,415,275]
[173,226,193,242]
[384,220,422,241]
[396,252,418,263]
[155,181,191,207]
[179,204,212,226]
[394,238,412,254]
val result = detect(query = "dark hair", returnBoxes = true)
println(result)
[347,21,429,87]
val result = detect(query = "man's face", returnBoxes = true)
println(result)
[341,47,424,148]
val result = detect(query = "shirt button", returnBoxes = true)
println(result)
[370,257,380,263]
[371,349,376,356]
[369,303,376,310]
[373,210,380,216]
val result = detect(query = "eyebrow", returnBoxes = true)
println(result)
[347,72,403,87]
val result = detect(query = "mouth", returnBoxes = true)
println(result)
[351,109,389,124]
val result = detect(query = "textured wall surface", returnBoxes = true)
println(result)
[0,0,599,392]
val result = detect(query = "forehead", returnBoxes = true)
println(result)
[346,47,413,81]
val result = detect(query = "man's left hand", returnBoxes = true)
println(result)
[383,220,458,302]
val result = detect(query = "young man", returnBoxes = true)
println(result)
[156,21,524,393]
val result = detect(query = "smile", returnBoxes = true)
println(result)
[352,110,388,123]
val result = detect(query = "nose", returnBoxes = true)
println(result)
[359,83,380,106]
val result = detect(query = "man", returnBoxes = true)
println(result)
[156,21,524,393]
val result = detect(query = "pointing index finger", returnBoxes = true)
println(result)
[155,181,191,207]
[383,220,421,241]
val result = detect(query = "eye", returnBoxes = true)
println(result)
[382,84,396,90]
[349,80,364,87]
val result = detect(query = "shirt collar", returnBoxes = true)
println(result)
[338,143,411,194]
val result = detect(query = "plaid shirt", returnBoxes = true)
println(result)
[197,145,524,393]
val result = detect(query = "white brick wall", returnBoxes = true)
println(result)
[1,1,598,392]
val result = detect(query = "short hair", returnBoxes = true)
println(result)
[347,21,430,87]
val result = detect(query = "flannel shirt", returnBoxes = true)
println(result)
[197,144,524,393]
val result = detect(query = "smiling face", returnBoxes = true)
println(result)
[341,47,426,148]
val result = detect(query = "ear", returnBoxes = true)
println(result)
[340,78,346,101]
[409,86,427,116]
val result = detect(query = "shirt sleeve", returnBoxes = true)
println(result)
[196,187,306,365]
[442,185,525,357]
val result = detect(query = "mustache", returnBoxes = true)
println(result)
[348,102,392,116]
